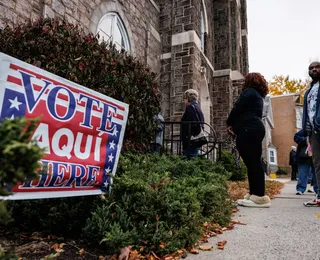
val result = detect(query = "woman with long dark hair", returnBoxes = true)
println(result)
[227,72,270,208]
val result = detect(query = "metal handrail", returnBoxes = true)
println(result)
[160,121,218,160]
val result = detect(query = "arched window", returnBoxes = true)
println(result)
[200,0,208,52]
[200,11,205,51]
[97,12,131,52]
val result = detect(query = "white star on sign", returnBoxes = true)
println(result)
[9,97,22,110]
[108,153,114,162]
[109,140,116,149]
[105,167,111,174]
[112,127,118,136]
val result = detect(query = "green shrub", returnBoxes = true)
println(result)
[7,196,97,237]
[0,18,161,152]
[6,155,231,256]
[83,154,231,256]
[218,151,247,181]
[0,118,43,224]
[276,167,288,175]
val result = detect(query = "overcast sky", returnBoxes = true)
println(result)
[247,0,320,82]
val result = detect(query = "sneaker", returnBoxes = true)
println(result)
[307,184,314,193]
[237,195,271,208]
[296,191,303,195]
[303,198,320,207]
[244,193,250,200]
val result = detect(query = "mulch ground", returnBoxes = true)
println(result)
[228,179,285,201]
[0,229,110,260]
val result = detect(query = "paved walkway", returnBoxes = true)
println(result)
[187,179,320,260]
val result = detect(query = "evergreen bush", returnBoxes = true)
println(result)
[218,150,247,181]
[0,118,43,224]
[83,154,232,256]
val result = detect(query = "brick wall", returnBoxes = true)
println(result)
[230,0,241,71]
[271,95,300,168]
[212,73,233,141]
[240,0,249,75]
[213,0,232,71]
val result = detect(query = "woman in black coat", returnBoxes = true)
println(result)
[227,72,270,208]
[181,89,204,158]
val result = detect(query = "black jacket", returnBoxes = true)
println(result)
[181,101,204,149]
[294,129,312,164]
[289,150,297,166]
[227,87,264,134]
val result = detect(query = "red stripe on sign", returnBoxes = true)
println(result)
[114,114,124,120]
[9,64,126,111]
[7,75,22,85]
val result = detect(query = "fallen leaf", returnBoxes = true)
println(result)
[139,246,145,252]
[189,248,199,254]
[230,220,247,225]
[199,245,213,251]
[99,256,106,260]
[51,243,59,251]
[222,227,228,231]
[217,240,227,250]
[215,229,223,234]
[79,248,85,255]
[232,208,238,213]
[160,242,165,249]
[216,240,227,250]
[316,214,320,218]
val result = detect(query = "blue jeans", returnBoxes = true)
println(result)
[183,146,199,158]
[296,164,318,193]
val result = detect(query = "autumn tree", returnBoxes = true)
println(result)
[269,75,310,102]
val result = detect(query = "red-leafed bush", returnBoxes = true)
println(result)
[0,19,161,152]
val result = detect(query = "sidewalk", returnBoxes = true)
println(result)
[187,179,320,260]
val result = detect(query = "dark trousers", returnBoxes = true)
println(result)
[310,132,320,196]
[291,165,298,180]
[236,127,265,197]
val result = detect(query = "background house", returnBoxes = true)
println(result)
[0,0,249,141]
[262,96,277,173]
[270,93,302,172]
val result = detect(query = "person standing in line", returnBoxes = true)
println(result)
[289,146,298,180]
[227,72,271,208]
[294,129,318,195]
[151,112,164,155]
[302,61,320,206]
[180,89,204,158]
